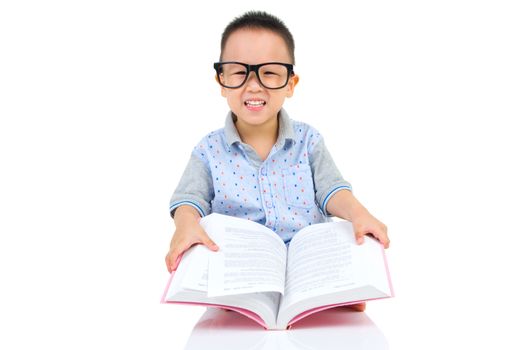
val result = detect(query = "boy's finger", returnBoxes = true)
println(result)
[167,253,176,272]
[165,255,172,273]
[166,253,179,273]
[355,232,365,245]
[167,246,186,272]
[372,230,390,248]
[200,234,219,251]
[373,233,390,249]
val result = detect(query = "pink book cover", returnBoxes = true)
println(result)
[161,243,394,330]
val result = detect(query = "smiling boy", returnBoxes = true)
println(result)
[165,12,389,310]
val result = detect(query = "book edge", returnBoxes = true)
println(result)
[286,295,392,329]
[380,242,395,297]
[160,254,183,303]
[163,300,269,330]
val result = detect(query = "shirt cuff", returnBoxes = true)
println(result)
[321,185,352,216]
[169,200,207,218]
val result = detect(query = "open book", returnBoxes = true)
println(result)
[161,213,393,330]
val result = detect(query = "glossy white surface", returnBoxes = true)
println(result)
[184,308,388,350]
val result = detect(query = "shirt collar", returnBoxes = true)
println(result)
[224,108,295,149]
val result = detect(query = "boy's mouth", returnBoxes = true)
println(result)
[244,99,266,112]
[244,100,266,107]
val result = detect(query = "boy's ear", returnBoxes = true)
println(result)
[215,75,227,97]
[286,74,299,98]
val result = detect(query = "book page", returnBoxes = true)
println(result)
[280,221,390,310]
[180,245,209,292]
[163,244,210,299]
[203,214,288,297]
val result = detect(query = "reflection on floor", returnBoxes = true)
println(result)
[184,307,388,350]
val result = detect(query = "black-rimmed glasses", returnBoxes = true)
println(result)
[214,62,295,89]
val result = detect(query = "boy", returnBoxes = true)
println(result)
[165,12,389,310]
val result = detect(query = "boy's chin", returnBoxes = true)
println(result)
[236,112,277,126]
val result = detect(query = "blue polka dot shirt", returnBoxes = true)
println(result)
[169,109,351,243]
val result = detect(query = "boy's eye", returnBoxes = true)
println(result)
[225,69,247,76]
[263,70,279,76]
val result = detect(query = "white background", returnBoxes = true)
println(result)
[1,1,527,349]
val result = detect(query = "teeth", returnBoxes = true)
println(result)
[245,100,265,106]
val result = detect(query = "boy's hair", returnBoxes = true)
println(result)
[220,11,295,64]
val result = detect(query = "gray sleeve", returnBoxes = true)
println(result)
[309,138,352,216]
[169,153,214,218]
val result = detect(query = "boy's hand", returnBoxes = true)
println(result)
[352,211,389,249]
[165,207,219,273]
[325,190,390,249]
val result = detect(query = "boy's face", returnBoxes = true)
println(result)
[219,29,298,130]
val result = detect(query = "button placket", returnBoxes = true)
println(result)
[259,162,276,227]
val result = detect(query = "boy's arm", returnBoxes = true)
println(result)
[166,151,217,272]
[308,134,389,248]
[325,190,390,248]
[308,136,352,214]
[169,153,214,218]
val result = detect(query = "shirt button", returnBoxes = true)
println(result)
[266,200,272,208]
[260,167,267,176]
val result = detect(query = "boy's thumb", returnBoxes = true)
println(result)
[201,234,219,251]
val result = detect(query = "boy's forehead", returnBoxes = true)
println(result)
[222,28,292,64]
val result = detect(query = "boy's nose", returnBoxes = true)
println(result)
[245,71,263,91]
